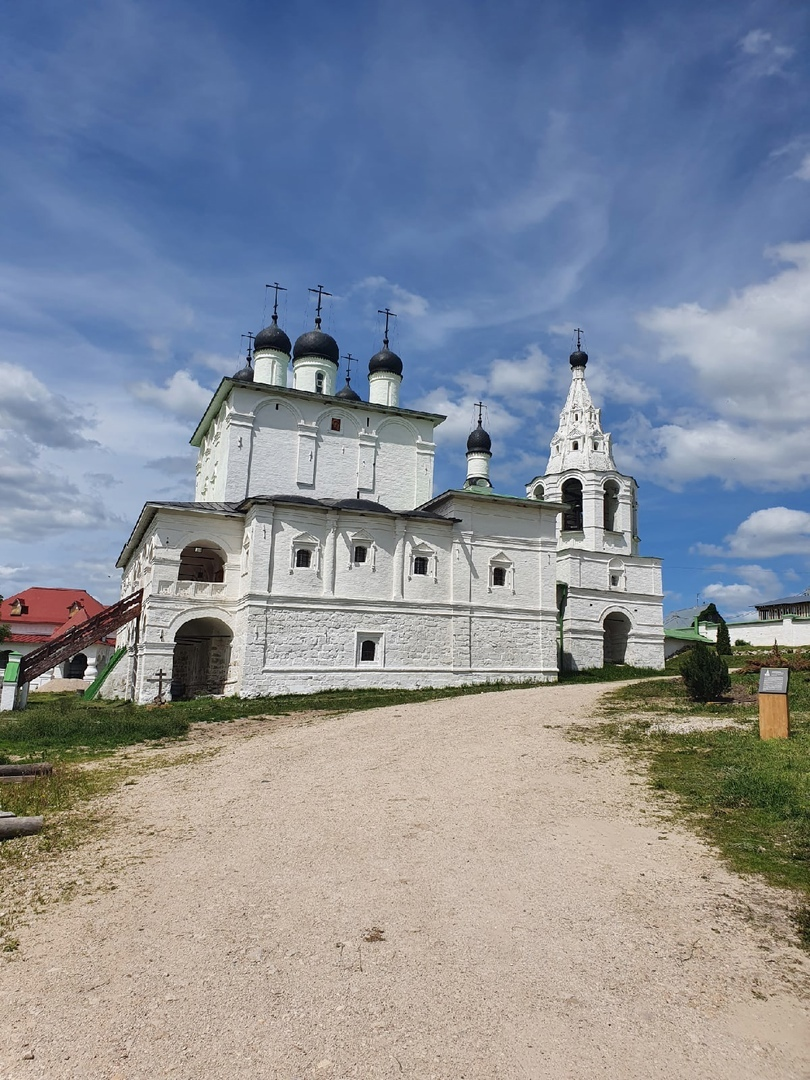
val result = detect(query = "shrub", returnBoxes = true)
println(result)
[734,639,749,647]
[681,642,731,702]
[715,620,732,656]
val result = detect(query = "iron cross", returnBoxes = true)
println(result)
[309,284,332,328]
[341,352,357,383]
[378,307,397,347]
[265,281,287,322]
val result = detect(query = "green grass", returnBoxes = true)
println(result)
[592,666,810,947]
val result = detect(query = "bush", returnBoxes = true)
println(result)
[715,620,732,656]
[681,642,731,702]
[734,639,749,647]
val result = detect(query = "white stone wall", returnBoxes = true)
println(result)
[197,385,439,509]
[558,549,664,671]
[110,496,563,701]
[726,616,810,648]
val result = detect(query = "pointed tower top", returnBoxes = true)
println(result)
[546,338,615,474]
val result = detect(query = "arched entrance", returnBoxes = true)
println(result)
[603,613,631,664]
[65,653,88,679]
[171,618,232,699]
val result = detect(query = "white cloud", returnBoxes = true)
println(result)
[793,153,810,182]
[413,344,554,447]
[128,370,213,420]
[703,565,782,614]
[0,361,97,449]
[0,433,123,541]
[693,507,810,559]
[634,244,810,488]
[737,29,794,75]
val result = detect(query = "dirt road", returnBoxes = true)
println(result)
[1,683,807,1079]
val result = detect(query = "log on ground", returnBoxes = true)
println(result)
[0,817,43,839]
[0,763,53,777]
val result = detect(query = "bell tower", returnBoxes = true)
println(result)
[526,334,639,555]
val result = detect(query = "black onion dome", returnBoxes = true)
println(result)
[569,348,589,368]
[293,329,339,365]
[335,381,361,402]
[368,347,403,376]
[467,422,492,454]
[232,362,254,382]
[254,322,291,355]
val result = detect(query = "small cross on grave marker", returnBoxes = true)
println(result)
[149,668,169,705]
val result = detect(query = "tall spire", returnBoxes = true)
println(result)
[546,336,614,473]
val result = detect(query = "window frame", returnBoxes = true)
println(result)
[355,631,384,668]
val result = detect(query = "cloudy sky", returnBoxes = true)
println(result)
[1,0,809,616]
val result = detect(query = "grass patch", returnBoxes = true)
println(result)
[592,666,810,946]
[560,663,666,684]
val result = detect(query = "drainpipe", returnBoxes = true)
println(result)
[556,583,568,670]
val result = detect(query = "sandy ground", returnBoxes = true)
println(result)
[0,682,808,1080]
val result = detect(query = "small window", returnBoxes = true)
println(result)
[331,418,341,432]
[574,413,579,421]
[611,575,619,587]
[354,545,367,564]
[533,483,544,500]
[295,548,312,568]
[360,639,376,662]
[492,566,506,587]
[315,371,325,393]
[593,441,599,450]
[413,556,429,576]
[572,441,579,451]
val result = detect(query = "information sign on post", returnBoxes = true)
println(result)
[758,667,790,740]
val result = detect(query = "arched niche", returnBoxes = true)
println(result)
[178,543,226,582]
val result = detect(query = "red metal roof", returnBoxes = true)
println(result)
[0,587,108,627]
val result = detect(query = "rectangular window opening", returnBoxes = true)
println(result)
[331,418,341,432]
[413,556,429,576]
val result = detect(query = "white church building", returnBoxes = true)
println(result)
[106,304,664,703]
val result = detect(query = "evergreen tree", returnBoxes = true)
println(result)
[715,619,732,656]
[681,642,731,702]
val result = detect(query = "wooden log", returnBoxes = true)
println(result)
[0,763,52,777]
[0,817,43,839]
[0,775,39,785]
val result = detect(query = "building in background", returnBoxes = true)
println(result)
[727,588,810,648]
[0,588,115,687]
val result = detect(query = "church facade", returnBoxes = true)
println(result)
[106,309,664,703]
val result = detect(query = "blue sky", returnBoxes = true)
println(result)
[1,0,809,616]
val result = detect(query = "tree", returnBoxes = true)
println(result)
[681,642,731,702]
[0,597,10,645]
[715,619,732,656]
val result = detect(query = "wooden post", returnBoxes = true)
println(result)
[758,667,790,740]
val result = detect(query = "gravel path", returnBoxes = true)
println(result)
[1,683,808,1079]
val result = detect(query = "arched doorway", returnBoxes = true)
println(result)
[65,653,88,679]
[178,544,226,582]
[603,613,631,664]
[171,618,232,699]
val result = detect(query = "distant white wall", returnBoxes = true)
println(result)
[728,615,810,648]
